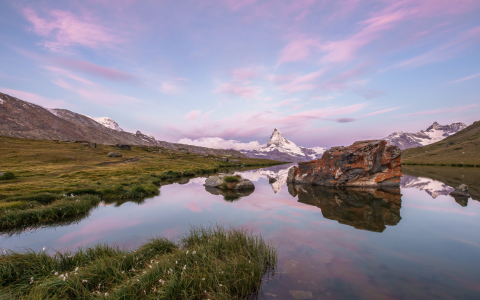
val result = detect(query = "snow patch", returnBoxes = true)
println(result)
[84,115,124,131]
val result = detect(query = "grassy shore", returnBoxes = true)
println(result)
[0,137,284,231]
[0,225,277,299]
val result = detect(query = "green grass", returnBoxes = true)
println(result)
[0,225,277,299]
[0,172,15,180]
[223,175,241,183]
[0,137,285,231]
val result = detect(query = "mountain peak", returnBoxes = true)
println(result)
[267,128,291,147]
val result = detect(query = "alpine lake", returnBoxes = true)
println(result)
[1,164,480,300]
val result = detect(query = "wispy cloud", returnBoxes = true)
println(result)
[23,8,122,52]
[185,110,201,121]
[401,104,478,117]
[52,57,135,83]
[360,106,400,118]
[449,72,480,84]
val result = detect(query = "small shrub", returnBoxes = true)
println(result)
[0,172,15,180]
[224,175,241,183]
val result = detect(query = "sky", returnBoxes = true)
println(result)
[0,0,479,149]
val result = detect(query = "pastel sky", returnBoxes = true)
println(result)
[1,0,479,148]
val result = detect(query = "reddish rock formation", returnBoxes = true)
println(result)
[287,140,401,187]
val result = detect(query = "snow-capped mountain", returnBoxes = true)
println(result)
[400,175,454,199]
[87,116,124,132]
[240,128,327,162]
[237,163,296,194]
[385,121,466,150]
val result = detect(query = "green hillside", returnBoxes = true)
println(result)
[402,120,480,167]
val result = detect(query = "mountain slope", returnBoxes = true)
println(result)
[385,121,466,150]
[240,128,327,162]
[402,120,480,166]
[0,92,247,157]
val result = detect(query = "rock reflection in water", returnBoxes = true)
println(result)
[289,184,402,232]
[204,187,254,202]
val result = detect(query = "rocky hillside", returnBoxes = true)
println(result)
[385,121,466,150]
[0,92,247,157]
[402,120,480,166]
[240,128,327,162]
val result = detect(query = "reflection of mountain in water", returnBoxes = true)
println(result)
[204,187,254,202]
[238,163,295,194]
[401,175,454,199]
[290,185,402,232]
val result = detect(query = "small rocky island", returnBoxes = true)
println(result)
[287,140,402,187]
[204,174,255,190]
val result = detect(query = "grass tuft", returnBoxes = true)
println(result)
[0,225,277,299]
[0,172,15,180]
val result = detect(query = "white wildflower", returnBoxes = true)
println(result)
[82,280,88,283]
[75,267,79,272]
[193,251,196,255]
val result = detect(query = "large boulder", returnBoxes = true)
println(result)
[204,175,226,188]
[107,152,122,157]
[235,178,255,190]
[287,140,401,187]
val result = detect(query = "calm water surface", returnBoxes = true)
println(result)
[2,164,480,300]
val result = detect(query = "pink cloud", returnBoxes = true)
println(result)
[165,102,366,141]
[449,72,480,84]
[23,8,121,52]
[277,38,321,65]
[51,79,140,106]
[43,66,97,86]
[232,66,263,81]
[401,104,478,117]
[214,82,262,99]
[52,57,135,82]
[360,107,400,118]
[278,69,324,93]
[185,110,201,120]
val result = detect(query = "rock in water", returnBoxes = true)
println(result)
[450,184,470,197]
[204,175,225,188]
[287,140,402,187]
[107,152,123,157]
[234,179,255,190]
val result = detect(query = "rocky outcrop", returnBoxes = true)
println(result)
[115,144,131,150]
[287,140,402,187]
[290,184,402,232]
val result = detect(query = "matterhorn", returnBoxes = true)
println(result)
[240,128,326,162]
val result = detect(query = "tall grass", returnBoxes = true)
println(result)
[0,225,277,299]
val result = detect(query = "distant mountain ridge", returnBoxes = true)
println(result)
[240,128,327,162]
[385,121,466,150]
[0,92,247,157]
